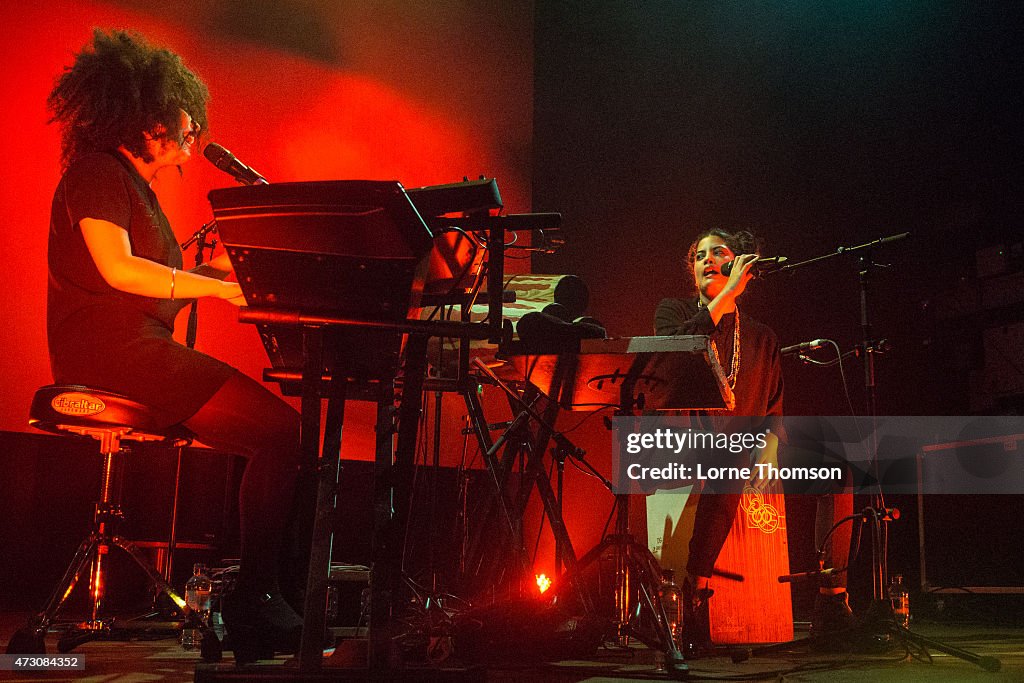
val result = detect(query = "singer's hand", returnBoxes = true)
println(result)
[704,252,759,325]
[724,253,759,299]
[749,431,779,494]
[225,293,248,307]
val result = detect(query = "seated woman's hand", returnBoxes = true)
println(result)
[217,281,244,304]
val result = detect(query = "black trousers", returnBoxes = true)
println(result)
[182,371,304,595]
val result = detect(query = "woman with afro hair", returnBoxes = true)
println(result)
[46,29,304,660]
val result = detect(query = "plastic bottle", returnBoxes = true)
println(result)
[181,563,212,650]
[888,573,910,629]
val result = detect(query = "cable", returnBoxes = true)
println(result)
[798,349,858,367]
[817,515,856,558]
[827,340,861,422]
[561,405,617,433]
[825,341,888,513]
[502,271,523,293]
[802,340,871,469]
[566,456,604,482]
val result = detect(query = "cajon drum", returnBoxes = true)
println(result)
[647,483,794,644]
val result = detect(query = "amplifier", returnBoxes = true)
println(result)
[918,433,1024,593]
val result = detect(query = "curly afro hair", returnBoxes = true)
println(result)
[48,29,209,167]
[685,228,762,294]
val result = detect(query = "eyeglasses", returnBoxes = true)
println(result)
[180,123,201,146]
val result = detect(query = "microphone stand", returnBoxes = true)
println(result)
[765,231,908,601]
[145,219,220,617]
[188,144,265,348]
[734,507,1001,672]
[179,220,218,349]
[759,232,1001,670]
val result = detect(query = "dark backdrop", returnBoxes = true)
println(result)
[533,1,1024,417]
[532,1,1024,605]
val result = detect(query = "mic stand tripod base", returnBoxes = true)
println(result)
[733,599,1001,673]
[858,600,1000,671]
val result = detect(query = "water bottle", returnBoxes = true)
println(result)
[888,573,910,629]
[181,563,212,650]
[659,569,683,645]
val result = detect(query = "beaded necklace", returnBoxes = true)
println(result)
[710,308,741,390]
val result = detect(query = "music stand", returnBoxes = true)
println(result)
[210,181,474,672]
[510,335,734,412]
[212,180,434,383]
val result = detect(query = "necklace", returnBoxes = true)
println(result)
[710,308,741,389]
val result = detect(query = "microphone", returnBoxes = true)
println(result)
[780,338,828,356]
[203,143,268,186]
[720,255,788,277]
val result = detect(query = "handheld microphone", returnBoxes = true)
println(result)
[721,255,788,277]
[203,143,269,186]
[780,339,828,356]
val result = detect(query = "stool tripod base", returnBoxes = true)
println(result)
[7,385,196,656]
[5,531,187,655]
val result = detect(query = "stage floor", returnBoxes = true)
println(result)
[2,611,1022,682]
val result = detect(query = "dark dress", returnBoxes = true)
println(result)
[654,296,784,577]
[654,297,783,430]
[47,151,236,427]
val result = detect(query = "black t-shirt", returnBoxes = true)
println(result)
[45,151,235,426]
[47,151,185,346]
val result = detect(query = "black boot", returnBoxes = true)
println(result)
[681,577,714,658]
[810,591,856,651]
[279,467,316,616]
[278,565,308,618]
[221,589,303,663]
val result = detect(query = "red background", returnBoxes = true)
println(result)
[0,0,533,445]
[0,1,611,585]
